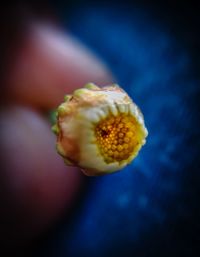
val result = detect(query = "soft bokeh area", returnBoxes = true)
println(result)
[34,1,200,257]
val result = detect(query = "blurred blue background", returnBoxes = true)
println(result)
[36,1,200,256]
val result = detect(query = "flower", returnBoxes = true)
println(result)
[52,83,148,176]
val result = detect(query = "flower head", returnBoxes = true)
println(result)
[52,83,148,176]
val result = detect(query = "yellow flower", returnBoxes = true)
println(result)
[52,83,148,176]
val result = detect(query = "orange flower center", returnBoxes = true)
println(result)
[95,114,139,163]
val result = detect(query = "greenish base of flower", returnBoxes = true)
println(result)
[48,110,57,125]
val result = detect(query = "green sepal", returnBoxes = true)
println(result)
[51,124,59,135]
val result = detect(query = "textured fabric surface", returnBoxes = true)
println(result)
[36,2,200,257]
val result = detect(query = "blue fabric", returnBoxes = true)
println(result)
[36,3,200,257]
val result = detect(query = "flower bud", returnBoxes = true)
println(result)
[52,83,148,176]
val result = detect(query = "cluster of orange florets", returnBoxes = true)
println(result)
[95,114,138,163]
